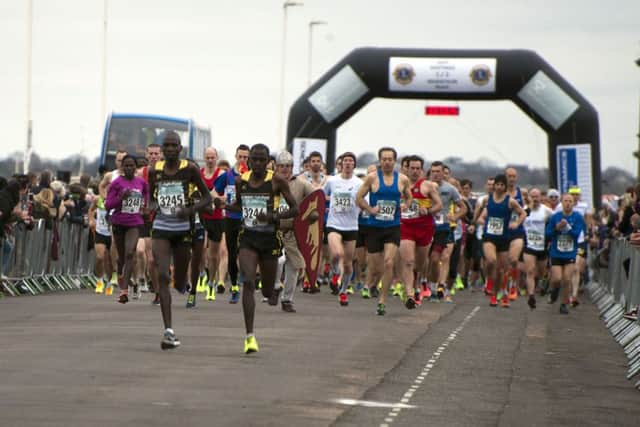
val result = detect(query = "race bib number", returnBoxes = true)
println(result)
[557,234,574,253]
[225,185,236,205]
[487,217,504,236]
[158,182,185,216]
[243,195,268,228]
[121,190,143,214]
[510,212,519,223]
[97,209,109,229]
[277,198,289,215]
[435,212,445,225]
[526,230,544,251]
[401,201,419,219]
[375,200,396,221]
[194,212,201,225]
[333,192,353,213]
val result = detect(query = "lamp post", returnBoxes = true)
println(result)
[635,57,640,180]
[101,0,109,126]
[307,20,327,87]
[24,0,33,174]
[277,0,303,151]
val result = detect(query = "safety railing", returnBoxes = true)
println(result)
[587,237,640,390]
[0,219,96,297]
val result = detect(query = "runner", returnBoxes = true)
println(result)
[505,167,527,301]
[356,147,412,315]
[324,152,362,306]
[564,186,589,307]
[88,195,114,295]
[473,174,526,307]
[356,164,378,298]
[217,143,298,353]
[546,193,585,314]
[399,155,442,307]
[186,186,207,308]
[214,144,250,304]
[148,131,212,349]
[522,188,552,309]
[274,150,317,312]
[135,143,162,302]
[460,179,482,291]
[427,161,467,302]
[199,147,226,303]
[105,155,149,304]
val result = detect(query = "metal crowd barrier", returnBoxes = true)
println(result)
[586,238,640,390]
[0,219,96,297]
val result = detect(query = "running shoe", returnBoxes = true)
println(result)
[454,275,464,290]
[527,295,536,309]
[105,285,113,296]
[217,281,226,295]
[95,280,104,294]
[269,286,282,306]
[484,281,493,296]
[500,295,510,308]
[118,292,128,304]
[361,287,370,299]
[436,284,445,300]
[302,280,310,293]
[449,286,456,296]
[330,274,340,295]
[161,329,181,350]
[132,284,139,300]
[244,336,259,354]
[206,286,216,301]
[197,274,207,293]
[559,303,569,315]
[421,285,432,300]
[570,297,580,308]
[444,295,453,304]
[151,293,161,306]
[519,287,527,297]
[339,292,349,306]
[508,286,518,301]
[405,297,416,310]
[392,283,403,297]
[229,285,240,304]
[309,284,320,294]
[186,294,196,308]
[370,286,379,298]
[355,282,364,291]
[376,303,386,316]
[548,287,560,304]
[414,290,421,306]
[257,280,262,290]
[489,295,498,307]
[346,285,354,295]
[281,301,296,313]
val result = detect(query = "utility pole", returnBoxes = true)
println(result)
[635,57,640,180]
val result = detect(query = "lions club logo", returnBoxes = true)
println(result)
[469,64,492,86]
[393,63,415,86]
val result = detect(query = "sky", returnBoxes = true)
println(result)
[0,0,639,175]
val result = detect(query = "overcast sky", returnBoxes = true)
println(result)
[1,0,639,174]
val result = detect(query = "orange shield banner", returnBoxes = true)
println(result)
[294,189,326,287]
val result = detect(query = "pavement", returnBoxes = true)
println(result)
[1,285,639,427]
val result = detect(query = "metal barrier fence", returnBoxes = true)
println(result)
[0,219,96,297]
[586,238,640,390]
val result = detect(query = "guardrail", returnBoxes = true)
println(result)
[0,219,96,297]
[587,238,640,390]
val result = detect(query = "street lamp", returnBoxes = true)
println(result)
[635,57,640,180]
[23,0,33,174]
[277,0,303,151]
[307,20,327,87]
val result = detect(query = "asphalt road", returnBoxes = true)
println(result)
[1,285,638,427]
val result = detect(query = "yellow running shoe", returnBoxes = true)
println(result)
[206,286,216,301]
[244,336,259,354]
[105,285,113,296]
[95,279,104,294]
[346,285,354,295]
[454,275,464,290]
[392,283,403,297]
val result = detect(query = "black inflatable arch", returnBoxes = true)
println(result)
[286,47,601,208]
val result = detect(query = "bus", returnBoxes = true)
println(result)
[99,112,211,170]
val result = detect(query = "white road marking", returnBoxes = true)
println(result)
[377,306,481,427]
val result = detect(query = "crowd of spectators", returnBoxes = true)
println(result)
[0,170,102,278]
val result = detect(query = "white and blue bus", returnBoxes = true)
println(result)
[100,112,211,170]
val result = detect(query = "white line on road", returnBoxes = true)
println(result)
[331,398,417,409]
[378,306,481,427]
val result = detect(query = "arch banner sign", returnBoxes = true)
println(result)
[286,47,601,208]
